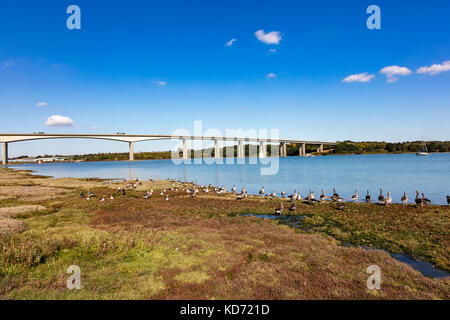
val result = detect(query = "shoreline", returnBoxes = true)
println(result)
[6,151,450,165]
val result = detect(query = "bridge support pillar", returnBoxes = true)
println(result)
[259,141,267,158]
[319,144,323,153]
[214,139,221,158]
[182,138,189,160]
[237,139,245,158]
[129,142,134,161]
[2,142,7,165]
[280,142,287,157]
[299,143,306,156]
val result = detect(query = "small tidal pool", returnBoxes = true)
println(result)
[243,213,449,279]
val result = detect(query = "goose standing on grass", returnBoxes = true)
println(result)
[289,203,296,212]
[236,190,247,200]
[288,190,298,201]
[165,195,169,201]
[274,203,283,217]
[110,195,114,200]
[331,189,342,202]
[365,190,371,203]
[241,187,247,195]
[296,192,303,201]
[259,186,265,196]
[320,189,326,201]
[269,190,277,198]
[352,189,358,202]
[401,192,408,204]
[281,190,286,198]
[121,188,126,196]
[231,185,236,194]
[100,195,105,202]
[421,193,431,205]
[79,191,85,198]
[415,191,423,206]
[384,192,392,206]
[332,188,339,198]
[306,190,316,202]
[378,189,385,203]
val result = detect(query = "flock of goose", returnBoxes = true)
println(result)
[78,177,450,216]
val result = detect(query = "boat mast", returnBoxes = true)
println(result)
[422,137,428,153]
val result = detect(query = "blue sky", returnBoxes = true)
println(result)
[1,0,449,157]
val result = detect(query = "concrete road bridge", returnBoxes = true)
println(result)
[0,133,337,165]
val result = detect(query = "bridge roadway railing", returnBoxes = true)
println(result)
[0,134,336,165]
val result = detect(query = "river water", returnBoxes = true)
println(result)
[10,153,450,205]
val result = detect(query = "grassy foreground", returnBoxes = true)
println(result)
[0,167,448,299]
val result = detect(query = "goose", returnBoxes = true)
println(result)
[288,190,298,201]
[296,192,303,201]
[332,188,339,198]
[421,193,431,205]
[280,190,286,198]
[331,194,343,202]
[378,189,385,203]
[165,195,169,201]
[274,203,283,216]
[79,192,85,198]
[447,195,450,206]
[401,192,408,204]
[269,190,277,198]
[259,186,265,196]
[241,187,247,195]
[351,189,358,202]
[231,185,236,193]
[236,191,247,200]
[110,195,114,200]
[365,190,371,203]
[121,188,126,195]
[100,196,105,202]
[320,189,326,201]
[142,193,150,199]
[384,192,392,206]
[289,203,296,212]
[415,191,423,206]
[331,189,342,202]
[306,190,316,201]
[117,186,121,192]
[191,189,198,198]
[335,203,346,210]
[86,196,91,200]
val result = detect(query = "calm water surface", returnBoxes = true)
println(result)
[11,153,450,205]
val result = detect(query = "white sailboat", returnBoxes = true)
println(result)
[416,138,430,156]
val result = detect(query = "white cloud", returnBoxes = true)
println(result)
[342,72,375,83]
[379,65,412,82]
[417,60,450,75]
[225,38,236,47]
[3,60,15,68]
[45,115,74,127]
[267,48,276,55]
[36,102,47,107]
[255,30,282,44]
[153,80,167,86]
[265,73,276,79]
